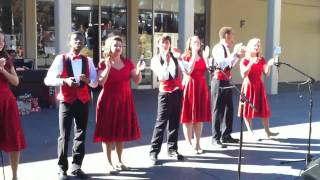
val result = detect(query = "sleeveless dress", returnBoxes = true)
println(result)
[0,56,26,152]
[94,58,141,142]
[238,58,271,119]
[180,56,211,123]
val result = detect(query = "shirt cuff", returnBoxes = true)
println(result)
[59,78,64,86]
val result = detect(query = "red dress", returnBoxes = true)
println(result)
[238,58,271,119]
[94,58,141,142]
[0,57,26,152]
[180,56,211,123]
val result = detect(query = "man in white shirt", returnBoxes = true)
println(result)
[211,27,244,148]
[44,31,97,180]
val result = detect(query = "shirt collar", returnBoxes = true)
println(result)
[68,52,82,60]
[220,40,229,48]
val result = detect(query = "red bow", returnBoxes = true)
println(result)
[72,55,81,60]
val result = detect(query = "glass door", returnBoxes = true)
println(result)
[71,0,99,65]
[138,0,153,88]
[138,0,180,89]
[100,0,127,58]
[0,0,24,59]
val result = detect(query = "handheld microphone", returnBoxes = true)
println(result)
[139,53,145,63]
[273,46,281,66]
[139,53,146,71]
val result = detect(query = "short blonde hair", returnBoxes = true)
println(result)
[219,27,233,40]
[245,38,261,58]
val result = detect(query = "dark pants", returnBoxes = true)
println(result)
[58,100,89,172]
[211,79,234,141]
[150,89,182,156]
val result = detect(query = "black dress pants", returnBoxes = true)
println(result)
[57,100,89,172]
[150,89,182,156]
[211,79,234,141]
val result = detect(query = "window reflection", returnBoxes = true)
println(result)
[101,0,127,58]
[138,0,206,88]
[72,0,99,65]
[37,0,54,68]
[194,0,206,42]
[154,13,178,33]
[101,7,127,40]
[0,0,24,58]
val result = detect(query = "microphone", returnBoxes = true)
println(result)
[138,53,146,72]
[139,53,145,63]
[273,46,281,66]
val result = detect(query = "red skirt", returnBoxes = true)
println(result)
[180,76,211,123]
[0,90,26,152]
[94,85,141,142]
[238,78,271,119]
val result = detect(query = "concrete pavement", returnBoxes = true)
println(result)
[1,83,320,180]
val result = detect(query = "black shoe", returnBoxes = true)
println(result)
[71,169,89,179]
[222,136,239,143]
[168,151,184,161]
[150,154,159,165]
[212,140,227,148]
[58,171,68,180]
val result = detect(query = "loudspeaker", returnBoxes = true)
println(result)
[302,158,320,180]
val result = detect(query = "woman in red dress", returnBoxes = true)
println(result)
[180,36,211,154]
[94,35,144,174]
[0,31,26,180]
[238,38,278,139]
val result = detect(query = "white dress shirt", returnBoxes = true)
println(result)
[150,53,177,81]
[44,52,98,88]
[212,42,239,70]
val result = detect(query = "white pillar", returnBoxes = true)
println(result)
[54,0,72,54]
[178,0,194,51]
[24,0,37,67]
[265,0,281,94]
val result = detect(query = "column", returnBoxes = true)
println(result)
[265,0,281,94]
[24,0,37,67]
[178,0,194,51]
[128,0,139,62]
[128,0,139,89]
[54,0,72,54]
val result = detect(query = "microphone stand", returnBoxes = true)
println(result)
[276,62,315,167]
[215,68,256,180]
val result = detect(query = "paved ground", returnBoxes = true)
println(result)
[2,82,320,180]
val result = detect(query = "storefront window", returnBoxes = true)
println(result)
[0,0,24,58]
[138,0,179,87]
[154,0,179,33]
[72,0,99,65]
[195,0,206,42]
[138,0,153,87]
[101,0,127,57]
[37,0,54,68]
